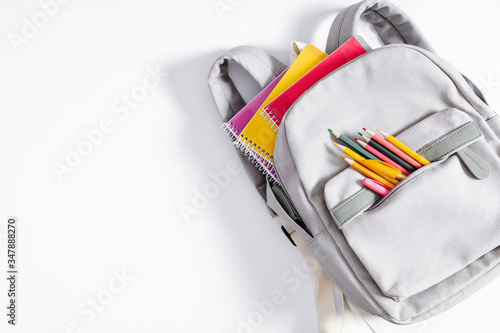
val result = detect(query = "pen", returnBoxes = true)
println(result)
[363,178,391,196]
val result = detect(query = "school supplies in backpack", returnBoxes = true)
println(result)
[208,0,500,331]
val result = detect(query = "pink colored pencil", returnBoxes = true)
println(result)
[363,128,423,169]
[355,138,410,175]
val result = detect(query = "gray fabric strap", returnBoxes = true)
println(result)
[330,121,485,228]
[326,0,434,54]
[208,46,286,123]
[419,121,482,161]
[331,190,380,228]
[266,183,313,243]
[208,46,286,203]
[462,74,488,105]
[269,182,392,332]
[325,0,488,105]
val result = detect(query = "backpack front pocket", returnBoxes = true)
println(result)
[323,108,500,298]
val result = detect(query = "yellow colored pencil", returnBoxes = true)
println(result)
[342,157,395,189]
[377,129,430,165]
[334,143,404,184]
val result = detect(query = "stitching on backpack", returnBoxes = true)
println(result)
[277,45,493,322]
[433,131,481,160]
[486,115,499,123]
[307,229,328,245]
[214,47,284,116]
[420,122,481,160]
[306,229,387,317]
[332,190,367,214]
[338,197,378,226]
[336,9,348,50]
[281,128,386,317]
[365,8,409,45]
[420,121,473,153]
[331,190,378,226]
[402,255,500,322]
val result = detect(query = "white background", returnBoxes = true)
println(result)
[1,0,500,332]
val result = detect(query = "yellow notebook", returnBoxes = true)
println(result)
[238,44,327,164]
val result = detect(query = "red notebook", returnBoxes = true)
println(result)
[262,36,371,128]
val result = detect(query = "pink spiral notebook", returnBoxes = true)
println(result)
[223,70,287,140]
[222,70,287,184]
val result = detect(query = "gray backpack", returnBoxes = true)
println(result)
[208,0,500,328]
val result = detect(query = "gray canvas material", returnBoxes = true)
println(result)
[322,111,500,299]
[329,109,488,229]
[272,0,500,324]
[326,0,435,54]
[266,182,313,244]
[273,41,500,322]
[208,0,500,326]
[330,188,380,228]
[208,46,287,202]
[326,0,488,105]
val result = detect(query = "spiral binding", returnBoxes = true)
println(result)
[221,121,242,141]
[221,121,280,185]
[260,106,280,133]
[233,138,280,185]
[236,136,273,164]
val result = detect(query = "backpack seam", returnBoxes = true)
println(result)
[277,44,498,323]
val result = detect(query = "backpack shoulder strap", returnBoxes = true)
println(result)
[267,183,392,332]
[208,46,287,123]
[326,0,488,104]
[326,0,434,54]
[208,46,287,201]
